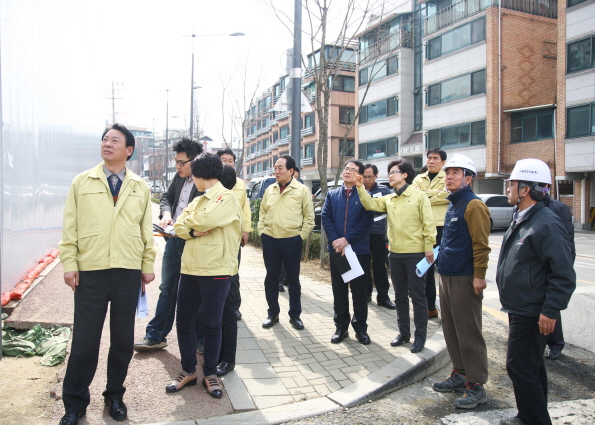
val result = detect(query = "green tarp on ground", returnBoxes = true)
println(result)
[2,314,70,366]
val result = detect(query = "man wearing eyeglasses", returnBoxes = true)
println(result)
[322,160,374,345]
[362,164,395,310]
[134,138,204,352]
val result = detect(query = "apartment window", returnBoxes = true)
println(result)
[332,75,355,92]
[339,107,355,124]
[427,70,486,106]
[511,109,554,143]
[567,36,594,73]
[280,126,290,138]
[273,131,278,142]
[359,96,398,124]
[568,0,589,6]
[257,141,262,151]
[359,56,399,86]
[427,120,486,149]
[427,18,486,60]
[304,114,315,128]
[358,136,398,160]
[339,139,355,156]
[567,103,595,138]
[304,143,315,158]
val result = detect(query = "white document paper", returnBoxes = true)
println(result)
[341,244,365,283]
[373,214,387,222]
[137,283,148,318]
[415,246,441,277]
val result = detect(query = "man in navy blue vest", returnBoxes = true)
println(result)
[431,154,491,410]
[362,164,395,310]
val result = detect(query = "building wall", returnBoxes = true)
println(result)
[1,1,104,295]
[497,10,558,176]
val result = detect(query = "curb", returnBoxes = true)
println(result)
[143,326,449,425]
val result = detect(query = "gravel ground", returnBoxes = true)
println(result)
[280,310,595,425]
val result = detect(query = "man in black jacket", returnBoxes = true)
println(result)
[134,138,204,352]
[496,159,576,425]
[543,194,575,361]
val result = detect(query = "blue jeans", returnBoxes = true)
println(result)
[177,274,230,376]
[145,237,203,343]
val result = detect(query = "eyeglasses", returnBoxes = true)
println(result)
[175,159,193,167]
[343,166,359,173]
[389,170,405,175]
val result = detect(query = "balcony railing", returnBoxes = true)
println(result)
[246,133,256,142]
[424,0,556,36]
[276,111,290,121]
[301,126,315,137]
[301,157,315,166]
[359,30,413,65]
[276,136,290,146]
[304,61,356,78]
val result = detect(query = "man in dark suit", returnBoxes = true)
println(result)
[134,138,203,352]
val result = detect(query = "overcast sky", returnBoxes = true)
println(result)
[75,0,296,147]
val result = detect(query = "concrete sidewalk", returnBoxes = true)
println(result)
[6,227,447,424]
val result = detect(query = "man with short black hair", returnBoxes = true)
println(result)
[135,138,204,353]
[362,164,394,310]
[258,155,314,330]
[412,148,449,318]
[59,124,156,424]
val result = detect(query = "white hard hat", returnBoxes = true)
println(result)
[508,158,551,185]
[443,153,477,178]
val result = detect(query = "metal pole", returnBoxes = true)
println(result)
[290,0,302,167]
[189,34,195,139]
[165,88,169,188]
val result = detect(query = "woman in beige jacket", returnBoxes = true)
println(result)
[166,153,241,398]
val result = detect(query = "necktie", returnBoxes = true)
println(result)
[108,174,122,205]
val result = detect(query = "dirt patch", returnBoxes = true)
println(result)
[0,356,60,425]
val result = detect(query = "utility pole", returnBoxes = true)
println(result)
[189,34,196,139]
[106,81,123,124]
[165,88,170,188]
[290,0,302,167]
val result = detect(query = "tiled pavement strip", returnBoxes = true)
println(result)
[216,243,441,411]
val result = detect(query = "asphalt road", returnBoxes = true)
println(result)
[483,229,595,353]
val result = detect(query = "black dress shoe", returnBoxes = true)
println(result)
[262,315,279,328]
[216,361,236,376]
[355,331,371,345]
[331,329,349,344]
[390,334,411,347]
[59,409,86,425]
[378,299,396,310]
[289,317,304,330]
[105,399,127,421]
[279,283,285,292]
[546,349,562,360]
[411,339,425,353]
[235,310,242,321]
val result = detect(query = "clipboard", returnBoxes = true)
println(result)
[153,223,177,237]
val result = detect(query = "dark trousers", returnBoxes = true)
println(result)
[330,253,370,333]
[219,273,239,363]
[389,257,428,341]
[507,314,552,425]
[176,274,230,377]
[366,234,390,303]
[145,237,201,343]
[231,248,242,311]
[425,226,443,311]
[62,269,140,413]
[262,234,302,319]
[547,312,565,351]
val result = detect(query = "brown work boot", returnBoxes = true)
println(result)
[428,309,439,318]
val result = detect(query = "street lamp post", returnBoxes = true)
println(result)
[187,32,245,139]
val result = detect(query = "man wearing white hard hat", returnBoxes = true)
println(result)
[496,158,575,425]
[431,153,491,410]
